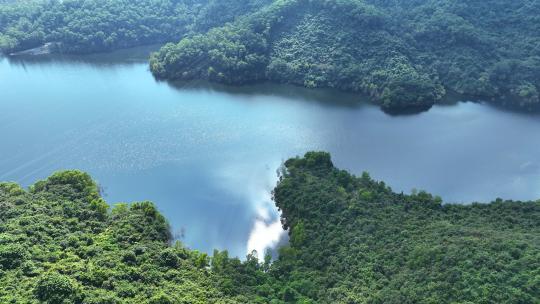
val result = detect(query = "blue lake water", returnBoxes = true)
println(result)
[1,46,539,257]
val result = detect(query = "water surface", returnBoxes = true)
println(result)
[1,47,539,257]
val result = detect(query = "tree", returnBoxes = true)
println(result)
[34,273,77,303]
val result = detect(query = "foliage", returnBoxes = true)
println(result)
[0,170,268,303]
[150,0,540,112]
[0,0,272,54]
[1,160,539,302]
[35,272,77,304]
[271,152,540,303]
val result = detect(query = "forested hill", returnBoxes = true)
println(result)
[0,171,271,303]
[1,154,539,303]
[0,0,272,54]
[273,152,539,302]
[150,0,540,112]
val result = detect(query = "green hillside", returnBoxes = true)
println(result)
[0,171,268,303]
[1,153,539,303]
[150,0,540,112]
[0,0,272,54]
[272,152,540,302]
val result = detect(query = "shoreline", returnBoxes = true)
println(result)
[9,42,59,56]
[6,43,539,116]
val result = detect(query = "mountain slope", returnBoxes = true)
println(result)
[150,0,540,112]
[0,0,272,54]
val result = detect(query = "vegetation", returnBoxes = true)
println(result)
[149,0,540,112]
[272,152,540,303]
[0,0,271,54]
[3,0,539,111]
[0,170,271,303]
[1,153,539,303]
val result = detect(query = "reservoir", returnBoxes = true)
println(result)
[1,46,539,257]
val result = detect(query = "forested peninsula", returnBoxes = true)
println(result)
[149,0,540,111]
[1,152,539,303]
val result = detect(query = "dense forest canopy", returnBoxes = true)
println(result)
[272,152,539,303]
[1,153,539,303]
[0,0,272,53]
[149,0,540,112]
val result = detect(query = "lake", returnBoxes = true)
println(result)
[1,46,539,258]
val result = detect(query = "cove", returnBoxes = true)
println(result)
[1,46,540,258]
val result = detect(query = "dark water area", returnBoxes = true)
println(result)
[1,46,539,257]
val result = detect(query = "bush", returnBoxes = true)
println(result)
[0,243,26,269]
[34,272,77,303]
